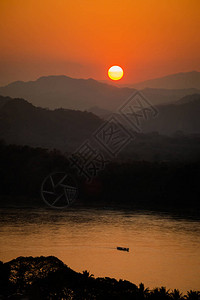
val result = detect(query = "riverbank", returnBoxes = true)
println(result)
[0,256,199,300]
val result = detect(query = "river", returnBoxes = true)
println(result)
[0,207,199,292]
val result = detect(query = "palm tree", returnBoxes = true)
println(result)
[186,290,200,300]
[150,287,170,300]
[82,270,94,278]
[138,282,149,298]
[170,289,183,300]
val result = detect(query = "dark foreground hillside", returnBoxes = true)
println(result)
[0,95,102,152]
[0,256,199,300]
[0,142,200,213]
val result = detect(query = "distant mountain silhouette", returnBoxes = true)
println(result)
[142,94,200,134]
[89,94,200,134]
[0,95,102,151]
[176,93,200,104]
[130,71,200,89]
[141,88,200,106]
[87,106,112,118]
[0,75,134,111]
[0,75,200,111]
[0,95,200,161]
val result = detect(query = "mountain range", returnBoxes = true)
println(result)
[0,94,200,160]
[0,76,133,111]
[0,95,101,151]
[129,71,200,89]
[141,94,200,134]
[0,73,200,112]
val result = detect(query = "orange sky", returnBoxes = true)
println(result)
[0,0,199,85]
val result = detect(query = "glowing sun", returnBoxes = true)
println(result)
[108,65,124,81]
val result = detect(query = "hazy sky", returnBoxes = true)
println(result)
[0,0,199,85]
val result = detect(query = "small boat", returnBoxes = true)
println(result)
[117,247,129,252]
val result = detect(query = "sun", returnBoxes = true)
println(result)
[108,65,124,81]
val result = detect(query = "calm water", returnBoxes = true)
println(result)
[0,207,200,292]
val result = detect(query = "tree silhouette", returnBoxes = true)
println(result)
[170,289,183,300]
[186,290,200,300]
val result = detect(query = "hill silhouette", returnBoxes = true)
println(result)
[88,94,200,135]
[0,75,200,111]
[130,71,200,89]
[1,95,200,155]
[0,95,102,151]
[0,75,134,111]
[176,93,200,104]
[141,88,200,106]
[141,94,200,134]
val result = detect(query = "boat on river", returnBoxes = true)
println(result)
[117,247,129,252]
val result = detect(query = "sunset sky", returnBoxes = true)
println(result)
[0,0,199,85]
